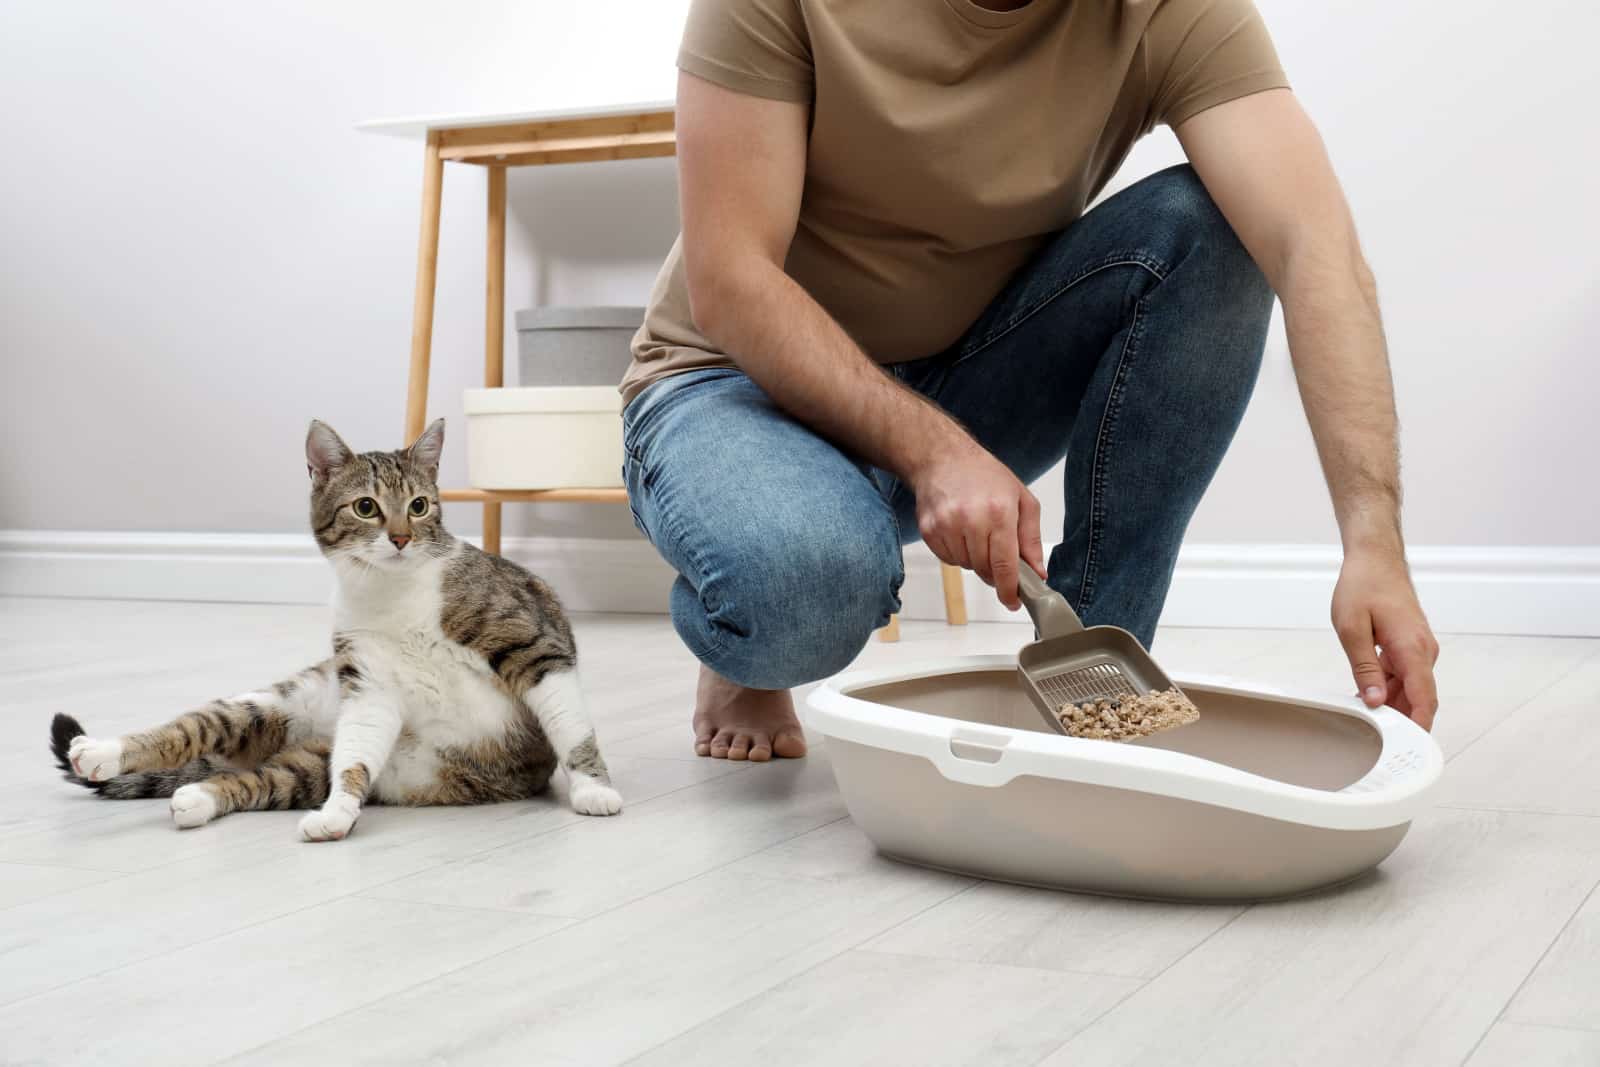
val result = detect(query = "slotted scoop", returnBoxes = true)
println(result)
[1015,568,1189,737]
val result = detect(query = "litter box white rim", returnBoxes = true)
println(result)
[805,655,1443,832]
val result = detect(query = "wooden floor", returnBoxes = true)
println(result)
[1,597,1597,1066]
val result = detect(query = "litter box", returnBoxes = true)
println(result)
[804,656,1443,901]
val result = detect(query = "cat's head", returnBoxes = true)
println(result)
[305,419,450,568]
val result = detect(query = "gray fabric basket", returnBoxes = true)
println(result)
[515,306,644,387]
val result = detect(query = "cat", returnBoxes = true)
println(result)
[48,418,622,841]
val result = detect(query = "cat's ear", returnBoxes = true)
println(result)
[305,420,354,481]
[405,418,445,480]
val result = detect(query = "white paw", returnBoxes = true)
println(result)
[68,736,123,782]
[298,794,361,842]
[570,780,623,817]
[170,784,219,829]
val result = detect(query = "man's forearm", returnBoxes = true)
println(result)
[1280,242,1405,555]
[691,256,971,480]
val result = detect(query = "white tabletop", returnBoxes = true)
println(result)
[357,100,675,139]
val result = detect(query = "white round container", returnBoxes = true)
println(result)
[463,386,624,490]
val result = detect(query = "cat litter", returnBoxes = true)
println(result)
[1056,687,1200,740]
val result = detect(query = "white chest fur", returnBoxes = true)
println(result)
[327,550,525,796]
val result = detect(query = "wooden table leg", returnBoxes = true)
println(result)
[877,614,901,642]
[404,132,445,443]
[940,562,968,625]
[482,165,508,556]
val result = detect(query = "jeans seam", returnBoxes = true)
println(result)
[949,252,1169,369]
[884,497,906,617]
[626,452,726,661]
[623,470,649,535]
[662,489,728,661]
[1080,296,1145,611]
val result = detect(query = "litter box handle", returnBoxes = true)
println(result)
[1017,568,1084,640]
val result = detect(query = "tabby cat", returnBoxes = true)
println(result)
[49,419,621,841]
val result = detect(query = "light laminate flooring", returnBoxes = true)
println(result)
[0,597,1595,1066]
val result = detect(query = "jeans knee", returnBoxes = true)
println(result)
[679,522,902,690]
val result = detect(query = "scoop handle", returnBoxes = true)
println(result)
[1017,567,1085,639]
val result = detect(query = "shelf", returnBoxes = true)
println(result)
[442,129,677,167]
[440,487,628,504]
[434,110,676,167]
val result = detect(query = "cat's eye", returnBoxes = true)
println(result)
[352,497,379,519]
[408,496,429,517]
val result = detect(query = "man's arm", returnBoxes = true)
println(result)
[1175,88,1440,727]
[676,70,1045,608]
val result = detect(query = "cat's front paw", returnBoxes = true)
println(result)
[170,784,219,829]
[67,736,123,782]
[298,794,361,842]
[570,780,623,817]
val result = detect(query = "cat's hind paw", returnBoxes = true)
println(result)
[67,736,123,782]
[170,784,219,829]
[298,794,361,842]
[570,779,623,817]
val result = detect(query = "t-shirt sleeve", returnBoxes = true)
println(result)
[677,0,814,103]
[1143,0,1289,129]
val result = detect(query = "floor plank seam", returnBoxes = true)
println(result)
[5,764,824,1004]
[345,770,775,902]
[0,857,136,879]
[1,783,726,1010]
[220,813,861,1065]
[345,892,575,921]
[1458,876,1600,1065]
[1443,643,1600,766]
[1489,1019,1600,1035]
[613,870,979,1067]
[0,878,390,1012]
[856,878,981,948]
[1026,902,1253,1065]
[1026,967,1154,1066]
[2,820,290,880]
[852,946,1157,982]
[1435,804,1600,820]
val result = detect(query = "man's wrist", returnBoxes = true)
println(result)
[891,399,973,488]
[1340,509,1405,560]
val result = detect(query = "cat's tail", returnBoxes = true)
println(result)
[49,713,218,799]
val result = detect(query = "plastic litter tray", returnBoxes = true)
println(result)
[805,655,1443,901]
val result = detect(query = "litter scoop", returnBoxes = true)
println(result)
[1015,568,1199,740]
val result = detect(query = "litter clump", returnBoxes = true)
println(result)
[1056,688,1200,741]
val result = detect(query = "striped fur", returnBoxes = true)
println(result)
[48,419,621,839]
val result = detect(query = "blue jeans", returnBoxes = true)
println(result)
[622,165,1273,690]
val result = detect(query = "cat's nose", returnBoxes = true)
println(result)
[389,534,411,551]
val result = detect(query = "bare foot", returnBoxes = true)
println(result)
[693,665,807,762]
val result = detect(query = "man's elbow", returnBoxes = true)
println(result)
[685,254,767,345]
[684,266,731,341]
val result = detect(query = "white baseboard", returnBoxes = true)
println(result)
[912,543,1600,637]
[1,531,1595,637]
[0,531,675,615]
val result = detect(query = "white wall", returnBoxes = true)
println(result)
[1,3,1595,578]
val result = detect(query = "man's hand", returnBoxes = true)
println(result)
[909,441,1046,611]
[1331,548,1440,729]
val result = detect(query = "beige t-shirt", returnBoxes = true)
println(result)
[620,0,1287,404]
